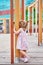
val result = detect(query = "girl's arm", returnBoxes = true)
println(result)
[14,28,21,34]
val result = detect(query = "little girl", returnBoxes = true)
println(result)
[14,20,29,63]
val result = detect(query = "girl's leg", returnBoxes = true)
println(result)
[20,50,29,62]
[20,52,24,58]
[19,50,25,62]
[20,50,28,58]
[20,50,26,58]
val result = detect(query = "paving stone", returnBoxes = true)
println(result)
[0,33,43,64]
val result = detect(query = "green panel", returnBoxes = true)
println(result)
[0,20,3,23]
[33,8,36,25]
[26,7,28,21]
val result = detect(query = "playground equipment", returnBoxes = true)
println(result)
[0,0,42,64]
[0,18,10,33]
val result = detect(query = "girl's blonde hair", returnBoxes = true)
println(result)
[19,20,23,28]
[19,20,28,28]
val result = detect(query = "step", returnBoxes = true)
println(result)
[15,57,43,65]
[28,52,43,58]
[0,63,43,65]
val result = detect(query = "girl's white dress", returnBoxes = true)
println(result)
[16,28,28,50]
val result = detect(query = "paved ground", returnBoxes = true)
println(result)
[27,33,43,64]
[0,33,43,64]
[0,34,11,64]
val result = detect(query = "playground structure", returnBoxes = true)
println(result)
[0,0,43,64]
[0,18,10,33]
[13,0,43,64]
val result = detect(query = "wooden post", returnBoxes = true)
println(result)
[35,2,37,33]
[10,0,14,64]
[9,19,11,33]
[22,0,24,20]
[28,7,30,33]
[15,0,20,59]
[3,18,6,33]
[38,0,42,46]
[32,6,34,33]
[30,7,32,35]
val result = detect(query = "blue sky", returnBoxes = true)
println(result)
[0,0,10,11]
[0,0,10,18]
[0,0,35,11]
[25,0,35,6]
[0,0,35,18]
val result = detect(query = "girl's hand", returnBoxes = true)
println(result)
[14,28,21,34]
